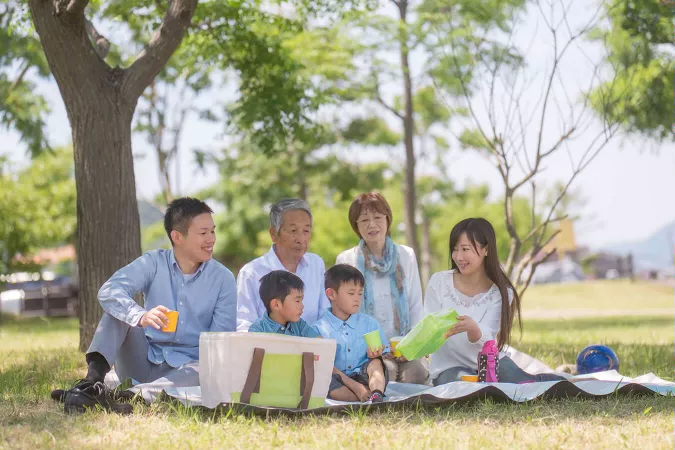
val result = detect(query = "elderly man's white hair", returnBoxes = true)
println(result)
[269,198,313,233]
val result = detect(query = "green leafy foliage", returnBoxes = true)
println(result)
[589,0,674,140]
[200,132,388,272]
[0,1,51,157]
[0,148,76,270]
[342,117,401,146]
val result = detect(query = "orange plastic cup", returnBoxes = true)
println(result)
[462,375,479,382]
[162,310,179,332]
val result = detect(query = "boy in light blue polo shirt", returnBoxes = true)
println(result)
[314,264,389,403]
[248,270,321,338]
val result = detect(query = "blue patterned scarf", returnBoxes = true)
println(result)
[356,236,410,335]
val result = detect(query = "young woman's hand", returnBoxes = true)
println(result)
[443,315,482,343]
[366,345,385,359]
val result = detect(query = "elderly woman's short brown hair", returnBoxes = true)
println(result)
[348,191,393,238]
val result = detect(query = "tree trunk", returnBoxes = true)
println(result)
[158,147,174,205]
[503,191,521,277]
[296,146,308,201]
[73,107,142,351]
[29,0,197,351]
[397,0,421,262]
[421,212,432,291]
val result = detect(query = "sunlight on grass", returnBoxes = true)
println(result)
[524,280,673,311]
[1,282,674,449]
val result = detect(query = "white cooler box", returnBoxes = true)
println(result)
[199,332,337,409]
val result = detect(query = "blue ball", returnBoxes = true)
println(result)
[576,345,619,374]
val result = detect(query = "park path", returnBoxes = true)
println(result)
[522,308,673,319]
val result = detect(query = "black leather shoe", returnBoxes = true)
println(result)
[51,379,92,403]
[63,381,133,415]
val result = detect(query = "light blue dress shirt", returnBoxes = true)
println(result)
[248,312,321,338]
[97,249,237,367]
[313,308,390,376]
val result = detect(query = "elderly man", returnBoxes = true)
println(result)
[236,198,330,331]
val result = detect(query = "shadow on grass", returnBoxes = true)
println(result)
[0,347,84,398]
[0,349,92,447]
[148,388,675,424]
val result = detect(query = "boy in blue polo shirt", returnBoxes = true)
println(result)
[248,270,321,338]
[314,264,389,403]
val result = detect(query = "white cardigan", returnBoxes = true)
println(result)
[336,244,423,340]
[424,269,513,378]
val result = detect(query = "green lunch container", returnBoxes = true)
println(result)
[397,309,459,361]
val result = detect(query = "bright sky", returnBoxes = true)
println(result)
[2,0,674,250]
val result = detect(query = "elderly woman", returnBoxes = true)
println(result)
[336,192,428,385]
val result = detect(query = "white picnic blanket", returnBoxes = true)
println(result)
[104,346,675,412]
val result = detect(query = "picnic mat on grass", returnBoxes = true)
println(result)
[104,347,675,415]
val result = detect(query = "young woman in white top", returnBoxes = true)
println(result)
[336,192,428,385]
[425,218,566,385]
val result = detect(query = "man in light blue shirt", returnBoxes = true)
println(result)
[236,198,330,331]
[54,197,237,414]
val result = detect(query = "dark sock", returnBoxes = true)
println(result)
[84,352,111,383]
[371,389,384,397]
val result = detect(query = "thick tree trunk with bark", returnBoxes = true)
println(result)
[72,107,141,350]
[28,0,198,351]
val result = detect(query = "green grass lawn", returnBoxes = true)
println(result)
[522,279,673,312]
[1,280,673,449]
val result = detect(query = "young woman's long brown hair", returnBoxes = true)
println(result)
[449,218,522,350]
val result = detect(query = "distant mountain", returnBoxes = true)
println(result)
[138,200,164,228]
[603,221,675,270]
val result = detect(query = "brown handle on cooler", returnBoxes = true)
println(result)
[297,352,315,409]
[240,347,265,404]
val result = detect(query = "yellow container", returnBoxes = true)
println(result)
[389,336,404,358]
[162,310,179,333]
[462,375,478,382]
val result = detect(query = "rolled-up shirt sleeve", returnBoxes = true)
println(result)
[97,253,157,327]
[210,270,237,332]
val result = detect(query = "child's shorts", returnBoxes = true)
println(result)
[329,357,389,393]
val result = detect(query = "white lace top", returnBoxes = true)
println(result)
[423,269,513,378]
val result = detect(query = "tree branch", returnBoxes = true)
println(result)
[524,214,568,244]
[66,0,88,16]
[518,245,556,297]
[84,18,110,59]
[374,78,403,120]
[10,61,30,91]
[123,0,199,101]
